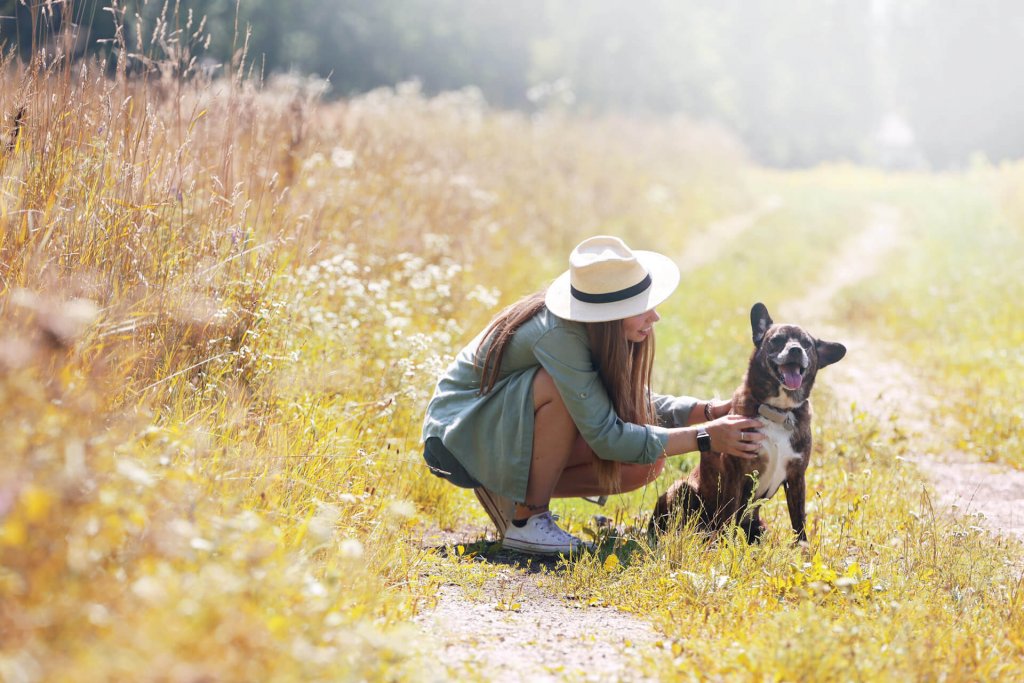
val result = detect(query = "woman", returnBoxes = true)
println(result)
[422,236,764,554]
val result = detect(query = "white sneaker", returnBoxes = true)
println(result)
[473,487,515,537]
[502,511,592,555]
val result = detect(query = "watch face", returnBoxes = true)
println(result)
[697,430,711,452]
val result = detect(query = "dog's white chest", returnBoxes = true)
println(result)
[754,421,802,499]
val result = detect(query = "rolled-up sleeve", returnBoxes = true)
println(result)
[652,392,699,428]
[532,327,669,464]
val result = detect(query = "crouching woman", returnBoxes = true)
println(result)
[421,236,762,554]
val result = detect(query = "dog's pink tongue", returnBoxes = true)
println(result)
[781,364,803,390]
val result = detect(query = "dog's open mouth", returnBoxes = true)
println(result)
[778,363,804,390]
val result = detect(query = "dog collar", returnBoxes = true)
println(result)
[758,403,797,431]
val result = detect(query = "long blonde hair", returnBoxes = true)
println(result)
[476,290,656,492]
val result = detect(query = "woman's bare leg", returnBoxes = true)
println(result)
[517,368,579,519]
[552,436,665,497]
[520,369,665,517]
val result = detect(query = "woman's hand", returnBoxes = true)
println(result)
[705,414,763,459]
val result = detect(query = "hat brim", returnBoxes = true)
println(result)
[544,250,681,323]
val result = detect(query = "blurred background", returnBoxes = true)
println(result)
[3,0,1023,169]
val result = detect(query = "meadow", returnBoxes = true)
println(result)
[2,36,1023,683]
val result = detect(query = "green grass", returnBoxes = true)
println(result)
[829,169,1024,469]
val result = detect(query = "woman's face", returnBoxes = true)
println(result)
[623,308,660,343]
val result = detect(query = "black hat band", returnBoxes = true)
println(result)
[570,274,652,304]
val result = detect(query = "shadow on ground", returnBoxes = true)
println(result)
[421,524,652,574]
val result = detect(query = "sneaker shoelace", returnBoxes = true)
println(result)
[533,512,580,545]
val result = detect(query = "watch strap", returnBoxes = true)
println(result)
[696,427,712,453]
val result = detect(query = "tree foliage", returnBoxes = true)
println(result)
[1,0,1022,167]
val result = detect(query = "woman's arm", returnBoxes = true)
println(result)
[652,394,732,427]
[664,414,764,459]
[688,399,732,425]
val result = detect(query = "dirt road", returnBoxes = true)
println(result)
[781,205,1024,541]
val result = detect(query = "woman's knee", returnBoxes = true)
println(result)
[532,368,577,448]
[533,368,568,413]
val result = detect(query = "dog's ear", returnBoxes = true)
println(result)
[816,340,847,368]
[750,302,773,345]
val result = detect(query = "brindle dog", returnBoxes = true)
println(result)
[650,303,846,543]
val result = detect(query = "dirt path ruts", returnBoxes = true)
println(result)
[677,195,783,273]
[780,204,1024,541]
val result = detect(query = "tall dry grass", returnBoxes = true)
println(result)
[0,6,752,679]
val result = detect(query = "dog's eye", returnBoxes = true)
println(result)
[767,337,784,350]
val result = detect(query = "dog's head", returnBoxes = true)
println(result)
[747,302,846,407]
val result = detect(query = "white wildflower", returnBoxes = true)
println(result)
[387,499,416,520]
[131,576,164,603]
[116,459,155,487]
[308,501,341,543]
[339,538,364,559]
[302,152,326,171]
[467,285,500,308]
[331,147,356,169]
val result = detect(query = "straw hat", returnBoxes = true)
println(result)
[544,236,680,323]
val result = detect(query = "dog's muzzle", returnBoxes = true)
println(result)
[773,344,809,390]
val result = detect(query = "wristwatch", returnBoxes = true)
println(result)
[696,428,712,453]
